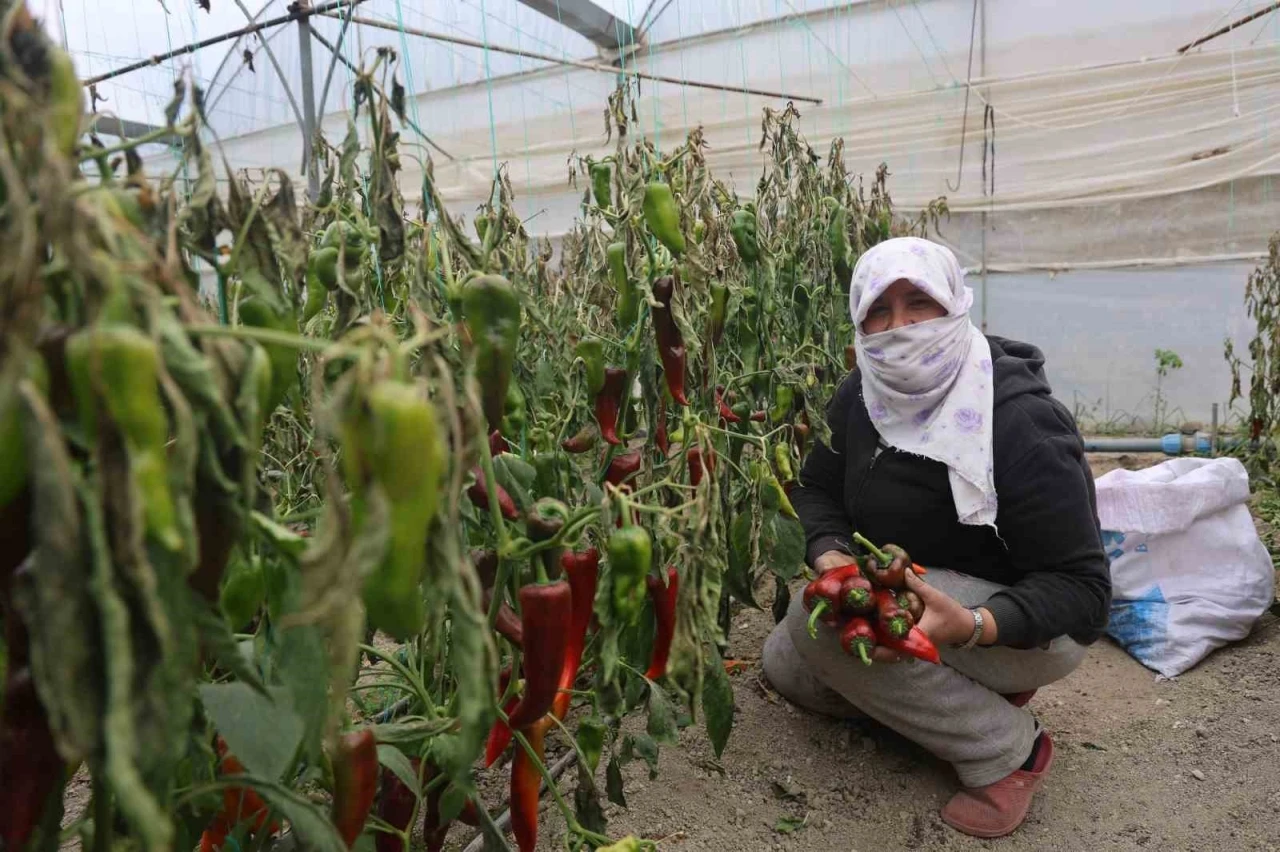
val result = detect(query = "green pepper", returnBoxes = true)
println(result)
[642,181,686,256]
[321,219,372,266]
[220,556,266,630]
[708,282,729,346]
[575,339,606,395]
[590,161,612,211]
[607,524,652,627]
[531,452,564,501]
[729,207,760,265]
[502,380,527,441]
[770,386,794,425]
[607,241,640,331]
[462,274,522,431]
[237,291,298,414]
[825,198,852,285]
[310,245,341,291]
[302,262,329,323]
[526,496,569,580]
[66,325,181,550]
[359,380,444,640]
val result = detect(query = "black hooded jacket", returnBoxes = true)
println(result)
[792,336,1111,648]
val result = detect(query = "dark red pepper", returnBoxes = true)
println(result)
[422,763,481,852]
[506,580,573,729]
[650,276,689,406]
[484,668,519,768]
[375,760,419,852]
[793,421,810,456]
[644,566,679,680]
[875,623,941,664]
[468,466,520,521]
[874,588,913,639]
[482,588,524,648]
[207,737,278,844]
[510,717,551,852]
[554,548,600,719]
[561,423,598,454]
[0,560,63,852]
[840,574,875,615]
[331,729,378,848]
[603,449,643,491]
[749,410,767,422]
[802,562,861,638]
[840,617,877,666]
[855,533,911,590]
[489,430,510,457]
[687,446,716,487]
[594,367,628,446]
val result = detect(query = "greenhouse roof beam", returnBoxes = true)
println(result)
[514,0,636,52]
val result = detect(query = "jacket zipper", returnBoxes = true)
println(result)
[852,441,886,523]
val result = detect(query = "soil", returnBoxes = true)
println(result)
[459,451,1280,852]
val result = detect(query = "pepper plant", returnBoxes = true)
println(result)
[0,14,944,852]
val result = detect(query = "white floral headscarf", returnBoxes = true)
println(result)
[849,237,997,528]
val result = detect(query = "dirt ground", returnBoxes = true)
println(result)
[462,451,1280,852]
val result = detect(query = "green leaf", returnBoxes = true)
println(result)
[272,625,329,765]
[605,756,627,808]
[646,682,678,745]
[376,744,421,800]
[724,511,760,608]
[572,760,609,835]
[192,603,269,697]
[702,652,735,759]
[198,683,303,781]
[620,733,659,780]
[493,454,536,512]
[575,715,607,774]
[761,514,806,581]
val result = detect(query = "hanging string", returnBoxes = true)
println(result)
[476,0,501,177]
[945,0,980,193]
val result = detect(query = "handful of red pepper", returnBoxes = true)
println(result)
[800,533,939,665]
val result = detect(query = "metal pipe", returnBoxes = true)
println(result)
[1083,433,1241,454]
[81,0,362,87]
[1211,403,1219,457]
[327,13,824,105]
[296,3,321,200]
[1178,0,1280,53]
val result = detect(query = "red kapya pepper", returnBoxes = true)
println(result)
[554,548,599,719]
[561,423,598,454]
[484,667,520,768]
[874,588,914,639]
[749,410,767,423]
[854,533,925,588]
[874,622,941,665]
[603,449,642,491]
[467,466,520,521]
[506,580,573,729]
[594,367,629,446]
[840,617,877,666]
[644,566,679,680]
[650,276,689,406]
[687,446,716,487]
[489,430,510,457]
[510,717,551,852]
[375,761,418,852]
[331,729,378,848]
[802,562,862,638]
[840,574,875,615]
[716,387,740,424]
[202,736,279,852]
[897,589,925,623]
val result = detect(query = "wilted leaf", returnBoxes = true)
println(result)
[244,777,348,852]
[620,733,659,780]
[760,514,805,581]
[605,755,626,807]
[573,761,608,835]
[646,682,678,745]
[724,511,759,608]
[774,814,807,834]
[575,715,607,774]
[702,652,734,758]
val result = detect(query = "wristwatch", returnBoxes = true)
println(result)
[953,607,984,651]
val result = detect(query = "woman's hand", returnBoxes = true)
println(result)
[814,550,857,574]
[873,572,998,663]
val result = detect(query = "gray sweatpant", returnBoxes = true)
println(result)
[763,568,1087,787]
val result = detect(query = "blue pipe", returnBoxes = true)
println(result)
[1083,433,1239,454]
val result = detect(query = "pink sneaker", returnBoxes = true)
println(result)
[940,732,1054,838]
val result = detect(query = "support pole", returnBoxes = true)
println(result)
[297,2,321,201]
[979,0,989,333]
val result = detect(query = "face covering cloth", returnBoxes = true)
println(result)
[849,237,997,528]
